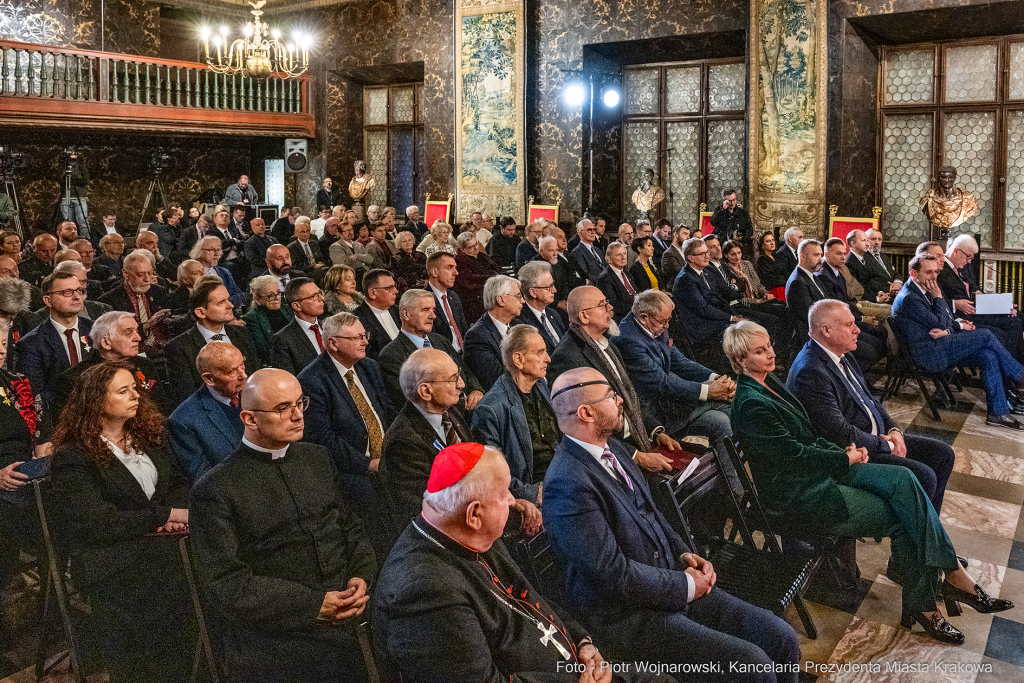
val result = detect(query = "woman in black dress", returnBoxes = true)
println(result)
[754,231,790,302]
[48,361,195,681]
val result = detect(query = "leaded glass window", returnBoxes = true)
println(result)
[363,84,424,213]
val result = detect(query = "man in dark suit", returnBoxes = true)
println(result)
[272,277,324,375]
[164,281,263,406]
[403,204,429,243]
[355,269,401,360]
[70,239,113,287]
[571,219,605,283]
[661,224,689,283]
[287,218,328,278]
[514,220,543,271]
[166,342,246,483]
[189,368,376,683]
[845,229,894,304]
[379,348,473,529]
[90,210,127,250]
[243,218,279,278]
[464,275,523,391]
[514,260,566,354]
[147,206,180,264]
[19,233,57,288]
[98,251,175,356]
[818,238,887,372]
[209,207,245,272]
[545,227,586,321]
[788,300,954,512]
[709,188,752,247]
[48,261,109,318]
[542,366,800,678]
[892,254,1024,429]
[672,238,739,371]
[866,228,904,297]
[316,177,337,214]
[16,271,94,408]
[425,251,469,352]
[377,289,483,410]
[596,242,637,322]
[650,219,671,263]
[773,226,801,276]
[272,206,302,245]
[785,238,828,348]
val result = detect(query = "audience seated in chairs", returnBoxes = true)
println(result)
[515,219,543,271]
[189,235,246,307]
[355,268,401,360]
[453,230,501,323]
[288,216,329,280]
[514,260,566,355]
[133,231,176,284]
[486,218,519,270]
[0,277,41,373]
[629,235,661,292]
[426,250,470,353]
[471,324,552,524]
[242,217,278,278]
[47,361,196,681]
[166,341,247,483]
[660,224,689,284]
[865,228,904,299]
[464,274,524,391]
[322,264,364,316]
[754,231,789,302]
[725,320,1012,645]
[891,254,1024,430]
[391,230,428,292]
[788,300,954,513]
[377,288,483,409]
[189,369,377,683]
[329,213,375,274]
[48,261,112,321]
[373,443,650,683]
[271,277,325,375]
[379,348,473,530]
[597,242,637,323]
[846,229,896,305]
[242,274,293,364]
[416,220,457,256]
[572,218,606,284]
[672,237,741,373]
[19,233,57,288]
[542,366,801,680]
[99,251,175,357]
[773,226,801,277]
[546,227,588,321]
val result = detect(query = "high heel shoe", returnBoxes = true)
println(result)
[942,581,1014,616]
[900,609,964,645]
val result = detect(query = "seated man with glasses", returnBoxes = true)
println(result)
[17,271,95,409]
[190,368,377,683]
[464,275,525,391]
[355,269,402,360]
[272,277,326,375]
[380,348,474,532]
[542,367,800,682]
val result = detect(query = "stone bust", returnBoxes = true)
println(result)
[919,165,979,231]
[631,167,665,215]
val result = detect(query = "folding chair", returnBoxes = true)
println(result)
[661,441,820,639]
[883,318,959,420]
[175,534,221,683]
[354,619,382,683]
[510,529,562,604]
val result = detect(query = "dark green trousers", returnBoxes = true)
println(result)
[808,462,958,612]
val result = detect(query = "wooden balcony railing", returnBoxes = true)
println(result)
[0,39,314,137]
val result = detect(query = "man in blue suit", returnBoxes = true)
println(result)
[514,260,566,354]
[166,342,246,483]
[542,367,800,681]
[788,300,954,511]
[571,219,605,283]
[17,271,94,408]
[672,237,739,373]
[514,219,542,271]
[463,275,523,391]
[892,254,1024,430]
[612,290,735,463]
[817,237,887,372]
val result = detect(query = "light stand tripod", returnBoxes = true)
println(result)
[49,152,89,237]
[137,169,169,231]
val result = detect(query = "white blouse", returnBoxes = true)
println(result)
[102,437,158,500]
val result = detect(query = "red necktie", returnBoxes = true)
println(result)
[64,328,79,366]
[442,294,464,349]
[622,272,636,296]
[310,322,324,352]
[230,395,240,409]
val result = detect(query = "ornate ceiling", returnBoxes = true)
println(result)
[157,0,363,17]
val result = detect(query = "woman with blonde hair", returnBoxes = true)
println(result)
[322,264,365,315]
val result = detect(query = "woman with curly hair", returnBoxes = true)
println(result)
[47,361,195,681]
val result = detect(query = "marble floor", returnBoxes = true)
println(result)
[793,377,1024,683]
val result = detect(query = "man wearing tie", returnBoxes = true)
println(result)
[596,243,637,322]
[380,348,473,529]
[788,300,954,512]
[425,251,469,353]
[272,278,325,375]
[464,275,524,391]
[514,260,566,355]
[571,219,605,284]
[672,238,741,373]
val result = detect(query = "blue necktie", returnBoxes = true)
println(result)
[840,356,886,435]
[422,336,432,349]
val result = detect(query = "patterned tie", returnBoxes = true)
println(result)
[441,412,460,446]
[303,241,313,262]
[601,446,633,491]
[137,294,155,348]
[64,328,79,366]
[621,271,636,296]
[310,322,324,352]
[211,333,226,342]
[229,395,240,409]
[441,293,464,349]
[345,370,383,459]
[422,336,433,349]
[840,356,886,434]
[542,311,560,343]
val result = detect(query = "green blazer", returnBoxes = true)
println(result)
[731,373,852,527]
[241,305,293,364]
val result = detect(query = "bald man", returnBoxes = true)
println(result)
[190,368,376,683]
[266,243,301,291]
[20,233,57,287]
[167,342,248,483]
[542,367,800,682]
[244,217,279,277]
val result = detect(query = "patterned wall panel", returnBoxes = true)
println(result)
[365,129,389,208]
[707,119,746,209]
[665,66,701,114]
[945,44,997,103]
[884,49,933,105]
[665,122,700,224]
[943,111,995,247]
[708,62,745,112]
[625,68,659,116]
[1010,42,1024,101]
[882,114,933,244]
[1005,111,1024,250]
[622,121,658,224]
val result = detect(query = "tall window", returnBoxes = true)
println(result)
[621,59,747,225]
[363,83,424,212]
[879,37,1024,251]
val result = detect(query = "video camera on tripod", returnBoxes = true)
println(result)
[0,146,25,181]
[62,147,80,175]
[149,148,172,175]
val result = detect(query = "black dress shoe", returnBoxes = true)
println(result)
[986,414,1023,429]
[942,581,1014,616]
[900,609,965,645]
[958,555,968,569]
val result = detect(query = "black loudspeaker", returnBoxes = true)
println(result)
[285,139,308,173]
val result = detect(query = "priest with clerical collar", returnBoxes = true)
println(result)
[373,442,669,683]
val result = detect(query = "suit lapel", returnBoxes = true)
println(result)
[200,388,238,446]
[41,321,70,368]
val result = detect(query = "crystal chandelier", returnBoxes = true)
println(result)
[201,1,311,79]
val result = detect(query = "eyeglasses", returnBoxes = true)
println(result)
[580,390,620,407]
[292,290,325,303]
[248,396,310,416]
[531,283,557,292]
[425,373,462,385]
[690,250,710,258]
[644,313,672,327]
[579,300,612,313]
[370,284,398,292]
[48,287,87,298]
[955,247,975,262]
[331,334,368,342]
[258,291,282,301]
[501,292,524,300]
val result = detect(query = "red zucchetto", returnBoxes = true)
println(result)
[427,442,486,493]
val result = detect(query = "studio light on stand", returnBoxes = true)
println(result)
[563,72,620,221]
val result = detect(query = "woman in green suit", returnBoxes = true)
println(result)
[723,320,1011,645]
[241,274,292,364]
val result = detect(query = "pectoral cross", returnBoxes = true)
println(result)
[537,622,571,660]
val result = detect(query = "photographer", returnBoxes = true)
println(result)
[56,149,91,240]
[710,187,752,256]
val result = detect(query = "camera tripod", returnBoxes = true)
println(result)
[137,171,170,231]
[48,163,89,237]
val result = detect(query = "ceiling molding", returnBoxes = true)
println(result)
[156,0,366,16]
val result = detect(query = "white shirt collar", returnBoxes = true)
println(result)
[813,339,844,367]
[50,317,80,336]
[527,303,548,321]
[102,436,157,499]
[798,266,819,280]
[429,282,447,298]
[412,403,446,443]
[826,263,841,277]
[488,313,510,338]
[565,435,606,459]
[910,279,930,297]
[850,250,865,263]
[296,315,319,332]
[198,323,227,343]
[242,436,290,460]
[207,385,233,406]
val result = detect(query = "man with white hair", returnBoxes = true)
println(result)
[0,276,41,370]
[288,216,328,277]
[774,226,802,275]
[404,205,428,242]
[515,260,566,354]
[374,442,652,683]
[534,234,558,265]
[189,235,245,306]
[572,219,605,283]
[464,274,524,390]
[380,348,474,527]
[99,250,174,355]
